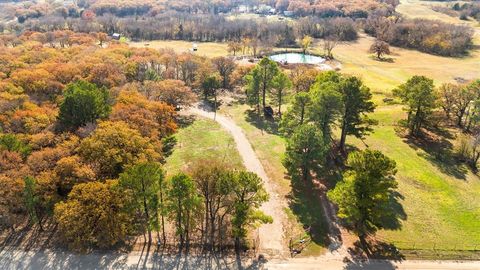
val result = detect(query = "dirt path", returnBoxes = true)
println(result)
[188,106,289,257]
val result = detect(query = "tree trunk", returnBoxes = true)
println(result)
[235,236,241,252]
[214,91,217,120]
[178,199,184,248]
[359,234,371,257]
[160,190,166,246]
[262,65,267,110]
[300,105,305,125]
[302,164,309,183]
[37,212,44,232]
[278,90,282,118]
[210,215,216,252]
[141,182,152,244]
[186,210,190,251]
[339,118,347,153]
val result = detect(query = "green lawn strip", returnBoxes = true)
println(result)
[164,117,244,176]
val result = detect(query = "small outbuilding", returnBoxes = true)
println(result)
[112,33,121,40]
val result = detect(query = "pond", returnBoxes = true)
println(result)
[269,53,325,65]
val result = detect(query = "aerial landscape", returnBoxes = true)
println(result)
[0,0,480,269]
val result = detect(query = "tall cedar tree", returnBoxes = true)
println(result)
[245,58,279,112]
[393,76,437,136]
[338,76,376,152]
[270,71,292,117]
[283,124,328,182]
[231,171,272,251]
[328,150,398,252]
[308,83,343,143]
[23,176,40,229]
[58,80,110,131]
[279,92,312,136]
[167,173,201,249]
[118,162,165,244]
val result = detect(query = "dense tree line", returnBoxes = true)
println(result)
[1,0,397,22]
[0,0,402,49]
[0,31,269,252]
[364,15,473,56]
[53,160,270,251]
[15,11,358,46]
[449,2,480,22]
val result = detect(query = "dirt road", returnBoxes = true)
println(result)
[188,107,288,257]
[3,248,480,269]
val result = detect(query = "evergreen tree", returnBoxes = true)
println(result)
[23,176,40,228]
[167,173,201,249]
[283,124,328,181]
[338,76,376,152]
[58,80,110,131]
[393,76,437,136]
[328,150,398,252]
[118,162,165,244]
[230,171,271,251]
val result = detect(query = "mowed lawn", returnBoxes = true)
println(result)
[346,106,480,250]
[164,117,244,176]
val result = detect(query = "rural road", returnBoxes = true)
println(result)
[188,106,288,257]
[2,246,480,269]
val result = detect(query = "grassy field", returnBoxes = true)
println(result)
[144,1,480,253]
[164,116,244,176]
[129,40,231,58]
[348,109,480,250]
[313,34,480,96]
[396,0,467,24]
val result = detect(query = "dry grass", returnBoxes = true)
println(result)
[129,40,231,58]
[312,34,480,96]
[396,0,469,24]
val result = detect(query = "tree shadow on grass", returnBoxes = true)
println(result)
[176,114,196,129]
[399,125,468,180]
[244,109,280,135]
[377,191,407,232]
[286,173,332,251]
[344,238,405,269]
[347,240,405,260]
